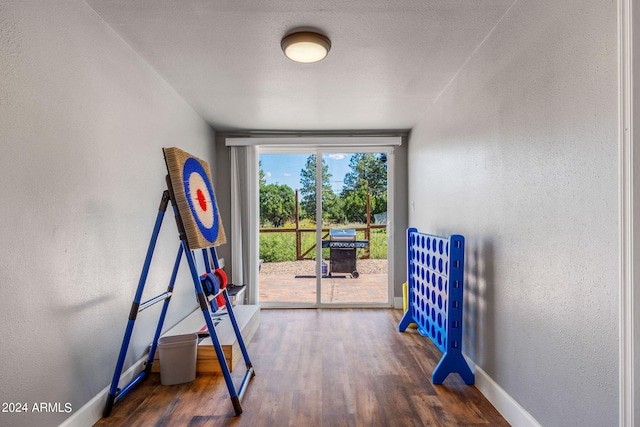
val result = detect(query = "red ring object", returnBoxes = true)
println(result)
[213,268,228,289]
[213,268,228,307]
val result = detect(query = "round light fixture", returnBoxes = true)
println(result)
[281,31,331,63]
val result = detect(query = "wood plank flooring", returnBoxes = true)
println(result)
[95,309,509,427]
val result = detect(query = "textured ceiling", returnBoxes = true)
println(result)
[86,0,515,131]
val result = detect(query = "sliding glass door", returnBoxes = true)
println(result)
[258,147,393,308]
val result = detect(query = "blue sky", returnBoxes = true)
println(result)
[259,153,352,193]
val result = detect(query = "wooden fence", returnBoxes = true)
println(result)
[259,189,386,260]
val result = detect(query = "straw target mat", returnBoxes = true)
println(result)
[163,147,226,249]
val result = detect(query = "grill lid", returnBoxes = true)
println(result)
[330,229,356,241]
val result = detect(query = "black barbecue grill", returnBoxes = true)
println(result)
[321,229,369,278]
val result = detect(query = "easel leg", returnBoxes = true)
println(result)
[145,245,183,373]
[103,191,170,417]
[182,240,244,416]
[222,291,255,402]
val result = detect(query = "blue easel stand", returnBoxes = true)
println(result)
[103,189,254,417]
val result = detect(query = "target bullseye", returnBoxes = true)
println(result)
[196,189,207,211]
[186,170,214,229]
[183,157,218,243]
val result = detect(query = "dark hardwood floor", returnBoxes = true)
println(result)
[95,309,509,426]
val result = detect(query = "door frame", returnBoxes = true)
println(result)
[619,0,637,424]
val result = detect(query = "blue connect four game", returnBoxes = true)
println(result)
[398,228,474,385]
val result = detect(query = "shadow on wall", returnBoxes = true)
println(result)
[463,237,496,375]
[51,295,116,316]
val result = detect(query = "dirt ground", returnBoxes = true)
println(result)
[259,258,388,275]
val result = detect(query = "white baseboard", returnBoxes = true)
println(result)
[474,365,541,427]
[59,356,147,427]
[393,296,403,309]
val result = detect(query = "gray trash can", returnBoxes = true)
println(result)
[158,333,198,386]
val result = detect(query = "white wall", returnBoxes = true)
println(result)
[408,1,618,426]
[0,1,215,426]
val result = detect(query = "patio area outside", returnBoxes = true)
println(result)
[259,259,388,304]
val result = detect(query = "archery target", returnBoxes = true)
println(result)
[163,147,226,249]
[183,157,219,242]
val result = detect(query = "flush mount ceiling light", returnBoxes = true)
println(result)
[281,31,331,63]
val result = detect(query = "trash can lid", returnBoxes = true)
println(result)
[158,333,198,347]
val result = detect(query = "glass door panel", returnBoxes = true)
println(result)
[320,151,389,305]
[258,152,317,305]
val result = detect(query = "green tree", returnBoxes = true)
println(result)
[260,183,295,227]
[299,154,338,221]
[259,160,295,227]
[340,153,387,223]
[259,160,266,188]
